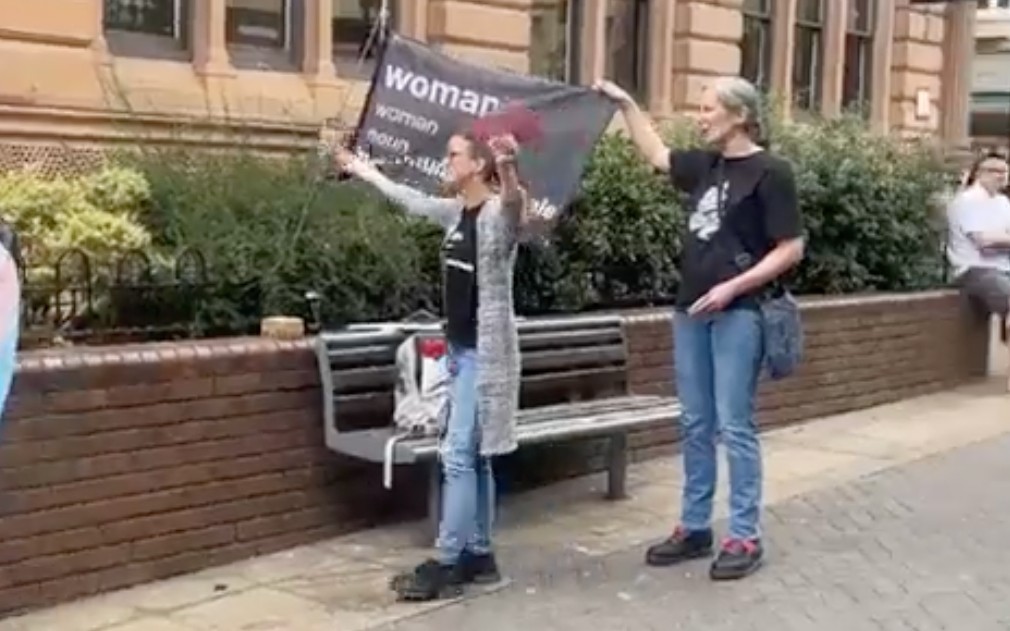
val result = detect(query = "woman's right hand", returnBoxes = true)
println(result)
[333,145,364,176]
[593,80,634,108]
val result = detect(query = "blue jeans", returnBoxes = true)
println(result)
[436,346,495,564]
[674,308,764,541]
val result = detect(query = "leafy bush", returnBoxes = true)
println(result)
[123,148,442,333]
[94,111,951,335]
[0,166,154,277]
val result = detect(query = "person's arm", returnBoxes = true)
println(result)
[334,148,458,228]
[955,195,1010,252]
[594,81,669,172]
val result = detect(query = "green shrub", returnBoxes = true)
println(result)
[100,112,950,336]
[124,148,442,333]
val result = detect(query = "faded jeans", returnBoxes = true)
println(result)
[674,308,764,541]
[436,345,495,564]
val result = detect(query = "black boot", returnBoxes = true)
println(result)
[390,559,465,602]
[645,526,714,567]
[709,538,763,581]
[460,550,501,584]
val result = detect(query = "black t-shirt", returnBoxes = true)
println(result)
[669,148,803,310]
[442,205,481,348]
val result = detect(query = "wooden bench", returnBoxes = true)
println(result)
[315,314,682,539]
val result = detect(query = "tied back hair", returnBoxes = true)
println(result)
[711,76,766,147]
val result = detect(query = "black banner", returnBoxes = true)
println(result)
[350,32,617,222]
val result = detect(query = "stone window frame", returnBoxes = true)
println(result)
[741,0,775,92]
[225,0,300,72]
[842,0,876,115]
[792,0,826,112]
[602,0,652,101]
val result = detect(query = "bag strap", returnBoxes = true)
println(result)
[710,153,785,301]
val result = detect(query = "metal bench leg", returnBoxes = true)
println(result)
[606,433,629,500]
[425,461,442,545]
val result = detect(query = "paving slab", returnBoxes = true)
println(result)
[0,379,1006,631]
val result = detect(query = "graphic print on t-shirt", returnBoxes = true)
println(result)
[688,180,729,242]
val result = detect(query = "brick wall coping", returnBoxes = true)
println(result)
[14,290,961,374]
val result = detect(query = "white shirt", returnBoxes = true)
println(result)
[946,185,1010,278]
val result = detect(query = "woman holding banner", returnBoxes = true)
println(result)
[334,130,532,601]
[595,76,805,581]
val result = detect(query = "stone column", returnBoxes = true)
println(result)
[770,0,798,115]
[940,0,975,150]
[890,2,946,137]
[193,0,231,76]
[303,0,336,80]
[92,0,111,64]
[869,0,896,132]
[646,0,676,116]
[671,0,743,113]
[397,0,429,40]
[820,0,849,117]
[427,0,531,73]
[577,0,607,86]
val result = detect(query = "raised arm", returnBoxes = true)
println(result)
[333,147,459,228]
[594,80,669,172]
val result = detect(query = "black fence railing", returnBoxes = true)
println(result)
[19,248,216,349]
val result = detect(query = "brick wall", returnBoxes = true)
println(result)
[0,290,989,615]
[624,291,989,460]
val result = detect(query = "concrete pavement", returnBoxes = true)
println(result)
[0,379,1007,631]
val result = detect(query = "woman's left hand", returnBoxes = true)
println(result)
[489,134,519,166]
[688,281,739,316]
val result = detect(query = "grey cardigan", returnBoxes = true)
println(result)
[359,167,524,456]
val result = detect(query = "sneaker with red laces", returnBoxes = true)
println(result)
[645,526,714,567]
[709,537,763,580]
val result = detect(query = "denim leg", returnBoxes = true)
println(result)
[673,311,718,533]
[711,308,764,541]
[468,456,495,555]
[436,347,480,565]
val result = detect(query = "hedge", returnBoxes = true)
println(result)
[1,113,951,337]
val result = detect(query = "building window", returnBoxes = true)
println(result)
[605,0,649,100]
[792,0,824,110]
[740,0,773,91]
[103,0,188,59]
[226,0,296,70]
[333,0,396,79]
[530,0,581,83]
[104,0,180,37]
[842,0,875,114]
[226,0,290,49]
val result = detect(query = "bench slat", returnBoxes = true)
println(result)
[326,344,398,368]
[331,396,681,464]
[519,328,623,351]
[522,345,626,373]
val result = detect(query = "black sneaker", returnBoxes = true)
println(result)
[645,526,714,567]
[709,538,763,581]
[390,559,465,601]
[460,550,501,584]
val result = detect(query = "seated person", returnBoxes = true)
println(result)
[947,152,1010,338]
